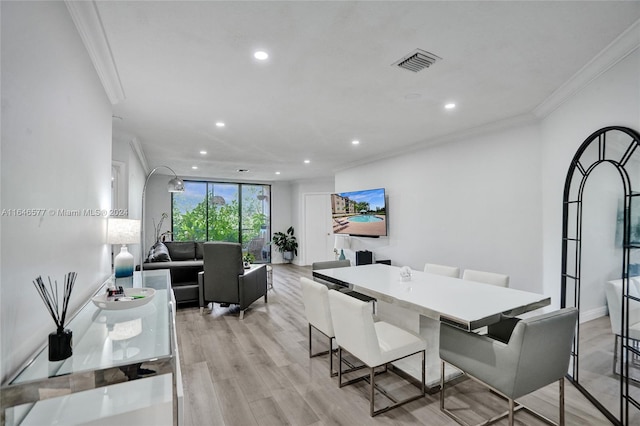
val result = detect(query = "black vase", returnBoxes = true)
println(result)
[49,328,72,361]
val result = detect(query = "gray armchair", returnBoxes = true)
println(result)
[198,242,267,319]
[439,307,578,426]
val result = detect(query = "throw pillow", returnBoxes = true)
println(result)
[147,241,171,262]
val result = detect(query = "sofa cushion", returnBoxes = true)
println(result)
[165,241,196,261]
[195,242,205,260]
[141,260,203,284]
[147,242,171,262]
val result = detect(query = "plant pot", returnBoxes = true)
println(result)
[283,251,293,262]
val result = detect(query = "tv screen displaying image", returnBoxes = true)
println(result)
[331,188,387,237]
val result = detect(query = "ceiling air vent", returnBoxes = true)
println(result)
[393,49,441,73]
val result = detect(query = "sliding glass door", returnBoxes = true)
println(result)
[171,181,271,263]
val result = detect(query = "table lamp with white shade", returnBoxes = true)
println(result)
[334,235,350,261]
[107,218,141,278]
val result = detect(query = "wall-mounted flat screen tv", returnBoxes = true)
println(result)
[331,188,387,237]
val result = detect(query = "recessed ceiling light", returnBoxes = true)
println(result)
[304,160,310,164]
[192,166,198,170]
[352,140,360,145]
[200,150,207,155]
[254,51,269,60]
[275,171,281,175]
[444,103,456,110]
[215,122,225,127]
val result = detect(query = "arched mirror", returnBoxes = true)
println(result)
[562,126,640,425]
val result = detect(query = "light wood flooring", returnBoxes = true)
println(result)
[175,264,612,425]
[574,315,640,424]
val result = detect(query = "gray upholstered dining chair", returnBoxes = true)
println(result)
[311,259,351,271]
[198,242,267,319]
[439,307,578,426]
[300,277,337,376]
[328,289,426,417]
[424,263,460,278]
[312,259,377,311]
[462,268,509,287]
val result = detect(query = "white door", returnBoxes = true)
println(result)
[303,193,335,265]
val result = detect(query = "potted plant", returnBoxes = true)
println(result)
[242,252,255,268]
[272,226,298,262]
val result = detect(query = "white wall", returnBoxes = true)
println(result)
[1,2,112,381]
[111,137,146,265]
[335,124,543,293]
[331,46,640,310]
[541,47,640,309]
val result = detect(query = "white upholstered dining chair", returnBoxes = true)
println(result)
[424,263,460,278]
[328,289,426,416]
[462,269,509,287]
[300,277,337,376]
[604,279,640,377]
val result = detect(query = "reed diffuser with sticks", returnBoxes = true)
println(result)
[32,272,77,361]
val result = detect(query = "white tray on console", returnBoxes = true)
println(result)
[92,287,156,310]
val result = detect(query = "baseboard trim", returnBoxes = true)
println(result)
[580,305,608,324]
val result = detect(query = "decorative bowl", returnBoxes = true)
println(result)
[92,287,156,310]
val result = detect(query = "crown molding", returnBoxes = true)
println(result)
[65,0,125,105]
[534,18,640,118]
[333,112,539,174]
[130,137,149,174]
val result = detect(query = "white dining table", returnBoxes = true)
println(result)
[312,263,551,388]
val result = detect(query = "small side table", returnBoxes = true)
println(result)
[266,265,273,289]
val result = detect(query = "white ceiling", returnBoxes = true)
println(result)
[93,1,640,182]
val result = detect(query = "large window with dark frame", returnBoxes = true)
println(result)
[171,181,271,263]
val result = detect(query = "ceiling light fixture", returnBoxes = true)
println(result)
[304,160,310,164]
[352,140,360,145]
[215,122,225,127]
[254,51,269,60]
[275,171,281,175]
[445,103,456,110]
[192,166,198,170]
[200,150,207,155]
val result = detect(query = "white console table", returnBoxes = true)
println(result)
[1,270,183,426]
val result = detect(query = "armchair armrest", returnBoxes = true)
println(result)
[440,323,519,396]
[238,265,268,310]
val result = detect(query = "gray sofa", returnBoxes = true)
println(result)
[140,241,204,304]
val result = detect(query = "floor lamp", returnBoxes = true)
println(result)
[140,166,184,274]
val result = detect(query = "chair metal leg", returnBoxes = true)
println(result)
[370,367,376,417]
[337,347,425,417]
[613,334,620,376]
[440,360,446,411]
[338,347,343,387]
[508,399,515,426]
[308,324,337,377]
[329,335,335,377]
[239,310,245,320]
[559,378,565,426]
[440,360,562,426]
